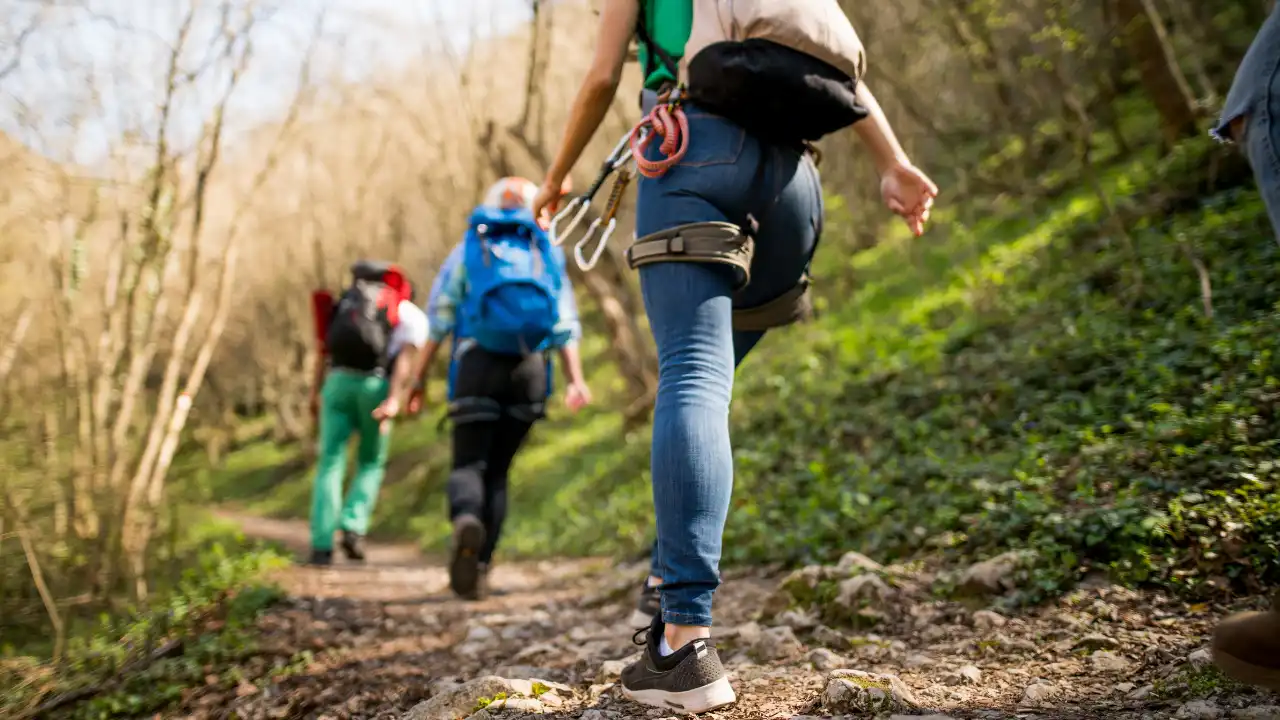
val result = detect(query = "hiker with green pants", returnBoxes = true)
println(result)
[307,261,428,565]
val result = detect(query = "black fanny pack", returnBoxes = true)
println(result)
[637,17,868,146]
[686,40,868,146]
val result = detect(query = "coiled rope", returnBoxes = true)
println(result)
[629,92,689,178]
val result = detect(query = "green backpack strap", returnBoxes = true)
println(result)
[636,3,680,80]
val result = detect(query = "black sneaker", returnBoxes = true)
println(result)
[450,514,486,599]
[340,530,366,562]
[620,615,736,714]
[308,549,333,566]
[629,579,661,626]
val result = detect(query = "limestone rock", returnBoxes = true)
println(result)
[780,565,833,605]
[1128,684,1154,700]
[957,665,983,685]
[1187,647,1213,668]
[822,669,918,714]
[752,625,804,661]
[835,551,884,575]
[775,608,818,631]
[807,647,846,671]
[972,610,1007,631]
[1176,700,1224,720]
[836,574,893,608]
[1074,633,1121,652]
[464,625,497,643]
[403,676,514,720]
[1231,707,1280,720]
[903,653,935,669]
[810,625,848,649]
[596,657,633,684]
[1021,682,1055,704]
[1090,650,1131,673]
[958,551,1031,596]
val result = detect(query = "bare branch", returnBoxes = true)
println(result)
[0,302,36,384]
[0,13,40,82]
[3,492,65,663]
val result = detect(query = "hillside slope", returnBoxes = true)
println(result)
[193,135,1278,602]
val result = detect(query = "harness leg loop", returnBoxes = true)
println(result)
[625,222,755,290]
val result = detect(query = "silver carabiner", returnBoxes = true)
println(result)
[550,130,637,256]
[573,216,618,271]
[549,196,591,247]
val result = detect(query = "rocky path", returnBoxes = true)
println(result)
[179,514,1280,720]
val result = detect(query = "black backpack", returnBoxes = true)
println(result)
[325,260,413,372]
[637,0,870,146]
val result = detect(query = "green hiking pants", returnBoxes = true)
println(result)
[310,369,392,550]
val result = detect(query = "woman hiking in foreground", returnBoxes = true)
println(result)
[531,0,938,712]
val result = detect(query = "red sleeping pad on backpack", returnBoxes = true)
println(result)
[311,289,335,356]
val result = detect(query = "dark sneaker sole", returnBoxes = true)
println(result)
[623,676,736,714]
[1213,647,1280,691]
[450,516,485,599]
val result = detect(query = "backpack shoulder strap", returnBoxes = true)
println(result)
[351,259,393,282]
[636,2,680,79]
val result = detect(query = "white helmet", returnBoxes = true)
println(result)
[481,176,539,211]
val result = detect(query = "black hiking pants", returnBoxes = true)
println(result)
[447,344,548,564]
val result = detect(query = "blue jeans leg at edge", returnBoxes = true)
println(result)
[1244,108,1280,241]
[636,105,822,627]
[1216,3,1280,239]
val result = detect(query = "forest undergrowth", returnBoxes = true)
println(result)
[193,133,1280,607]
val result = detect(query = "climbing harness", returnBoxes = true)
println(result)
[550,88,690,271]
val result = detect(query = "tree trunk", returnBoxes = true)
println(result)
[1114,0,1200,145]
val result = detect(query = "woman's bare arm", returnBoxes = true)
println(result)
[541,0,639,191]
[852,81,911,174]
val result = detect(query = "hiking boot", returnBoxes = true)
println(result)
[1212,593,1280,691]
[620,614,736,714]
[308,549,333,566]
[450,514,486,600]
[629,579,661,627]
[340,530,366,562]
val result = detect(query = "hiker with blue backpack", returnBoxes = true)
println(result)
[407,177,590,600]
[531,0,937,712]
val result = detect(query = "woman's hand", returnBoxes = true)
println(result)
[533,180,562,230]
[533,176,572,230]
[880,162,938,237]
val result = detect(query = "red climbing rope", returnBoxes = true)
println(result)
[630,95,689,179]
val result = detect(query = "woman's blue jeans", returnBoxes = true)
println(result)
[1216,2,1280,238]
[636,105,823,627]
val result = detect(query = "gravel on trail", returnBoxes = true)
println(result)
[173,514,1280,720]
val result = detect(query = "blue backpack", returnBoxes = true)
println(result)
[459,205,564,355]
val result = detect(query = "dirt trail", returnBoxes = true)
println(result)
[180,513,1280,720]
